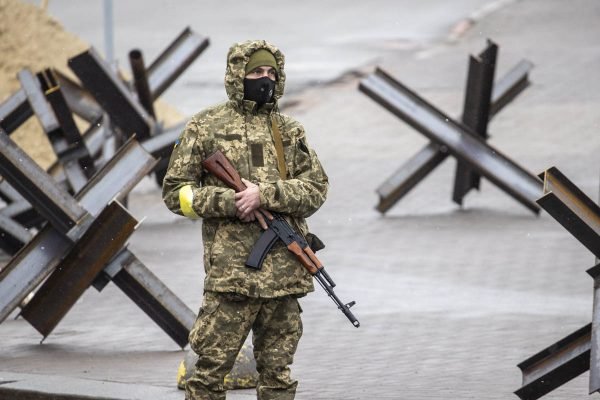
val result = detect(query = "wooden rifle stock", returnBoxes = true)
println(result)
[201,151,246,192]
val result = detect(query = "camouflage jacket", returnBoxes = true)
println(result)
[162,40,329,298]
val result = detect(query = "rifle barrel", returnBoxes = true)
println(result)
[315,272,360,328]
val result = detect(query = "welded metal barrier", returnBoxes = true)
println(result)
[20,200,138,338]
[359,40,538,213]
[0,135,153,323]
[0,69,97,248]
[0,26,208,254]
[67,26,208,182]
[0,129,87,235]
[0,132,195,347]
[515,167,600,399]
[0,26,207,346]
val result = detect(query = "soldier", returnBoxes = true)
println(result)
[162,39,329,400]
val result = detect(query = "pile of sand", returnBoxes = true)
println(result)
[0,0,183,170]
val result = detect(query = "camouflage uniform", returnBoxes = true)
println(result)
[162,40,328,400]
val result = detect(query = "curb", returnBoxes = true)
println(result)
[0,372,182,400]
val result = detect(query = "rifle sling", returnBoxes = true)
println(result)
[271,116,287,180]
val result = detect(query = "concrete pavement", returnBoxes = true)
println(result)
[1,0,600,399]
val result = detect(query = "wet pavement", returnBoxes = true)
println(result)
[2,0,600,399]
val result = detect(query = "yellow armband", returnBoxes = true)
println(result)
[179,185,200,219]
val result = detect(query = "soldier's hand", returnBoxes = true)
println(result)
[235,178,261,220]
[254,208,273,230]
[236,209,270,230]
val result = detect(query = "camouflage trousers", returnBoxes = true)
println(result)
[186,291,303,400]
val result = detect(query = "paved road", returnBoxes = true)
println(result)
[2,0,600,399]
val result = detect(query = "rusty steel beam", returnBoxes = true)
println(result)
[146,27,209,99]
[359,67,542,213]
[368,54,533,213]
[100,248,196,348]
[68,47,155,141]
[515,324,591,400]
[452,40,498,205]
[0,129,87,235]
[537,167,600,258]
[0,138,157,323]
[0,224,73,322]
[20,200,138,338]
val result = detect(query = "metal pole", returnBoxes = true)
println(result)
[103,0,116,163]
[103,0,114,65]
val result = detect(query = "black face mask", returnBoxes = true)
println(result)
[243,77,276,108]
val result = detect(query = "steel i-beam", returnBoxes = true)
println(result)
[589,263,600,394]
[38,68,96,190]
[515,168,600,399]
[53,70,103,124]
[0,180,36,253]
[16,68,92,193]
[99,248,196,348]
[537,167,600,258]
[452,40,498,204]
[20,200,138,338]
[515,264,600,399]
[146,27,210,99]
[515,324,592,400]
[68,47,155,141]
[0,129,87,235]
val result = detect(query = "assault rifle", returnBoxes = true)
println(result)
[202,150,360,328]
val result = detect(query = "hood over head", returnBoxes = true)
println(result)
[225,40,286,110]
